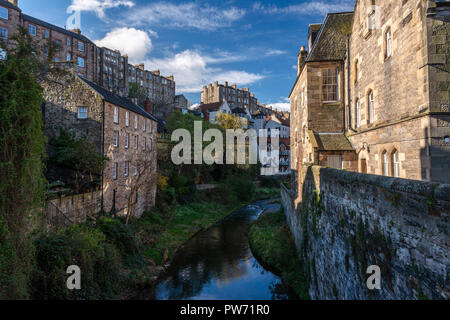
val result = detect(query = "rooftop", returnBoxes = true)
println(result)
[308,131,354,151]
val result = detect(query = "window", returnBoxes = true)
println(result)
[44,30,49,39]
[113,107,119,123]
[125,111,130,127]
[143,119,146,132]
[125,133,129,149]
[78,42,84,52]
[149,138,152,151]
[124,162,129,177]
[368,90,374,124]
[382,151,389,176]
[0,27,7,39]
[134,136,138,149]
[392,150,400,178]
[385,28,392,58]
[77,106,88,119]
[0,6,8,20]
[143,137,146,150]
[28,24,36,36]
[66,53,71,61]
[113,163,118,180]
[149,120,153,133]
[133,166,138,177]
[327,155,342,169]
[322,68,338,102]
[134,116,138,130]
[0,48,6,60]
[113,131,119,147]
[78,57,84,68]
[67,38,71,46]
[356,99,361,128]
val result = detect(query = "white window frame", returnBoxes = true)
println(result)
[124,162,129,177]
[66,38,71,46]
[125,133,129,149]
[0,6,8,20]
[28,24,36,36]
[113,163,118,180]
[386,29,392,58]
[77,106,88,119]
[356,99,361,128]
[368,91,374,124]
[125,111,130,127]
[133,166,138,177]
[322,68,339,103]
[113,107,119,124]
[0,48,6,60]
[393,151,400,178]
[134,116,138,130]
[0,27,8,39]
[66,53,71,61]
[78,41,84,52]
[143,119,146,132]
[113,131,119,147]
[383,152,389,176]
[78,57,84,68]
[134,135,138,149]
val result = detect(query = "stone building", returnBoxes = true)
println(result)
[290,0,450,186]
[41,70,158,217]
[290,12,358,186]
[201,81,260,113]
[0,0,176,106]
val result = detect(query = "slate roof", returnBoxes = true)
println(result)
[21,14,93,43]
[79,77,158,122]
[307,12,354,62]
[308,131,354,151]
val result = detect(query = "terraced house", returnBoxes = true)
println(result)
[0,0,176,105]
[290,0,450,193]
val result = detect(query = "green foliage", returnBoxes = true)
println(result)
[49,129,107,190]
[32,223,122,300]
[225,174,255,202]
[128,83,147,107]
[249,209,310,300]
[0,28,49,299]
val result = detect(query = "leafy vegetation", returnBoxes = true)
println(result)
[249,209,310,300]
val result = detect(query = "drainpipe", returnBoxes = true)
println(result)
[101,100,105,212]
[347,35,357,133]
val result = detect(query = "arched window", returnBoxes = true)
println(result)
[355,99,361,128]
[385,28,392,58]
[382,151,389,176]
[392,149,400,177]
[368,90,374,124]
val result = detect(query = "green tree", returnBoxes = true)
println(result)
[0,28,49,298]
[215,111,243,130]
[128,83,148,107]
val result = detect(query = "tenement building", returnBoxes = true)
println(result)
[201,81,260,113]
[41,70,158,217]
[0,0,176,104]
[290,0,450,186]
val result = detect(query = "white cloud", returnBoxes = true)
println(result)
[268,98,290,112]
[265,49,287,57]
[68,0,135,18]
[144,50,265,93]
[253,1,354,16]
[124,2,245,30]
[95,28,152,63]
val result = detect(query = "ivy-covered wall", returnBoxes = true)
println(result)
[281,166,449,300]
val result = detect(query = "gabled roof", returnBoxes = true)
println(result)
[79,77,158,122]
[22,14,93,43]
[199,102,223,112]
[308,131,354,151]
[307,12,353,62]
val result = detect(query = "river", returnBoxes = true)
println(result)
[153,199,295,300]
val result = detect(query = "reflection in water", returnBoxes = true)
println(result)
[155,201,294,300]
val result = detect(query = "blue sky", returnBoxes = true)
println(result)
[19,0,354,110]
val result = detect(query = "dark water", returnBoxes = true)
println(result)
[154,200,294,300]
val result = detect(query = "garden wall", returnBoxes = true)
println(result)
[281,166,450,299]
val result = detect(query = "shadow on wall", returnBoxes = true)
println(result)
[422,117,450,183]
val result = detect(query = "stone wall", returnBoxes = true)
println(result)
[45,191,102,228]
[282,166,450,300]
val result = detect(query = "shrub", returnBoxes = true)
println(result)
[226,175,255,202]
[32,224,122,300]
[260,176,281,188]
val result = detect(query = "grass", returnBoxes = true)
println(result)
[134,187,280,267]
[249,209,310,300]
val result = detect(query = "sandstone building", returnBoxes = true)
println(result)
[42,70,158,217]
[201,81,260,113]
[0,0,176,106]
[290,0,450,186]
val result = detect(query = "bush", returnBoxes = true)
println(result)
[260,176,281,188]
[226,175,255,202]
[32,224,122,300]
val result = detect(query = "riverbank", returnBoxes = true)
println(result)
[248,209,310,300]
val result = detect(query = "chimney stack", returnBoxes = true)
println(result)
[298,46,308,76]
[71,28,82,35]
[144,98,151,114]
[8,0,18,7]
